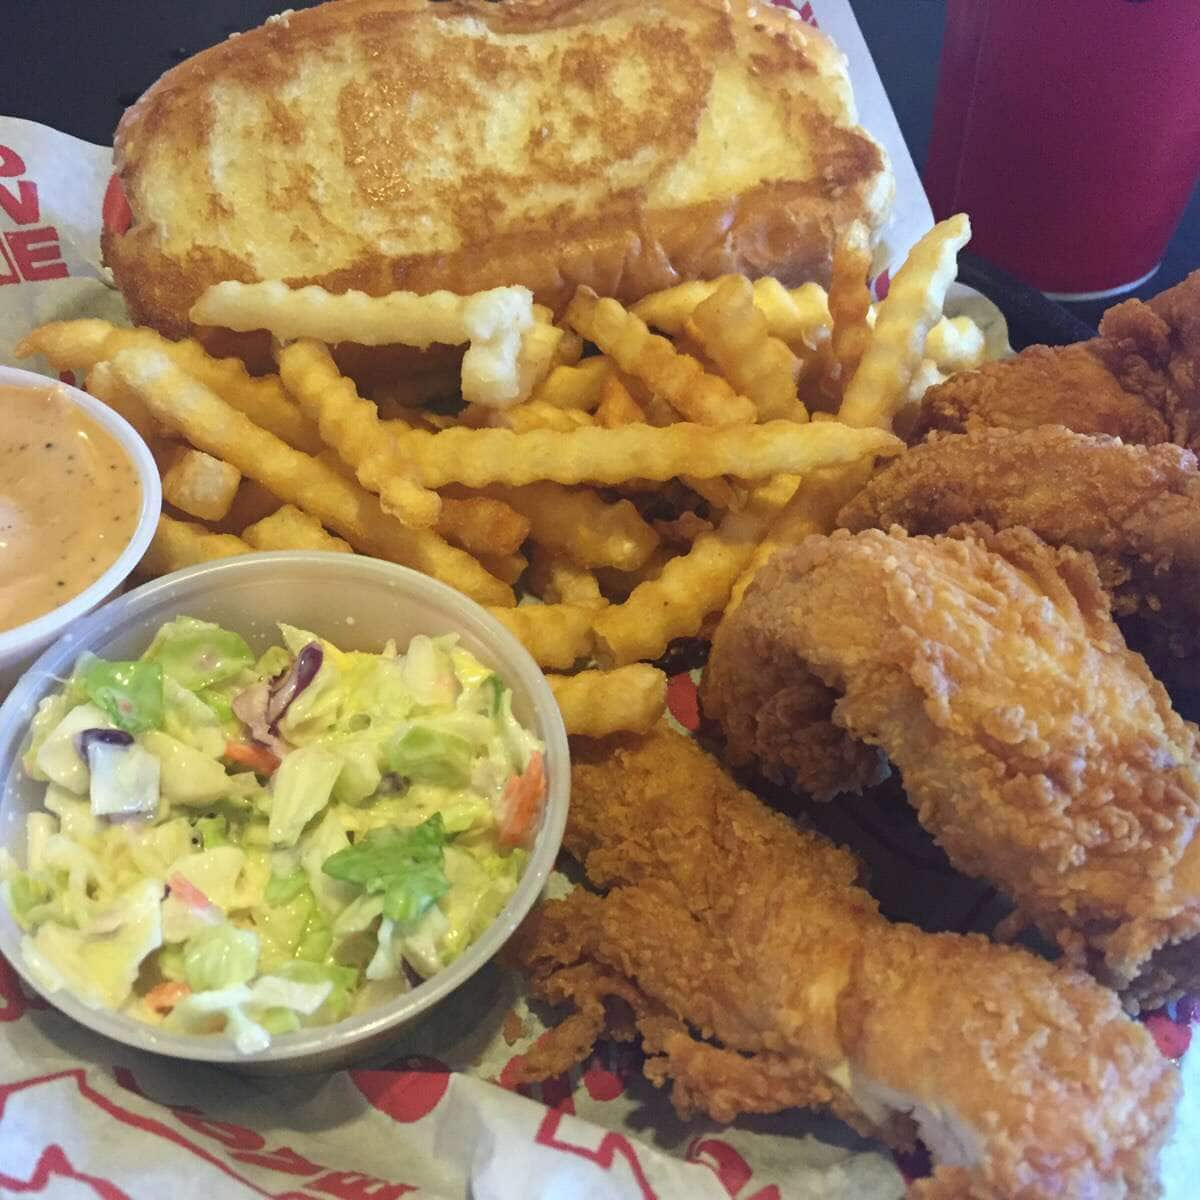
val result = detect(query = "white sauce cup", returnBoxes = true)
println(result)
[0,364,161,693]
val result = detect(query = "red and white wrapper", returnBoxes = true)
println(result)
[0,3,1195,1196]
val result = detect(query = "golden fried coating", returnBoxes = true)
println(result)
[508,725,1180,1199]
[704,526,1200,1012]
[837,426,1200,687]
[913,269,1200,451]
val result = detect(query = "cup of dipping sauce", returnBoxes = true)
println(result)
[0,365,160,693]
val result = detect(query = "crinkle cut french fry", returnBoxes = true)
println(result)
[192,281,534,408]
[527,547,605,608]
[387,421,901,488]
[464,399,593,432]
[753,278,832,349]
[687,276,806,422]
[84,361,163,443]
[18,319,323,453]
[565,287,757,426]
[516,321,568,401]
[109,347,514,607]
[162,449,241,522]
[277,340,441,528]
[488,483,659,571]
[529,358,611,411]
[593,475,801,666]
[476,551,528,587]
[838,214,972,429]
[827,221,875,400]
[725,460,874,615]
[593,373,647,428]
[600,374,738,509]
[190,281,533,346]
[547,665,667,737]
[437,494,531,558]
[242,505,353,554]
[485,603,598,670]
[139,515,251,577]
[631,277,833,352]
[630,281,722,333]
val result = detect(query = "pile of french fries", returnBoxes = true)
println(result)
[17,215,981,739]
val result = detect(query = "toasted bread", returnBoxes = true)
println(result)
[104,0,893,338]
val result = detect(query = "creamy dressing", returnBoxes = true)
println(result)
[0,383,140,632]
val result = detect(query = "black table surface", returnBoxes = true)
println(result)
[6,0,1198,330]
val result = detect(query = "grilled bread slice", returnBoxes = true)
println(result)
[104,0,893,337]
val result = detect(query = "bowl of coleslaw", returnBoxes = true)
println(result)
[0,551,568,1071]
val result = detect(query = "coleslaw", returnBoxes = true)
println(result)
[0,617,545,1053]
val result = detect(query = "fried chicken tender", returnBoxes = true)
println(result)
[914,270,1200,448]
[837,425,1200,687]
[703,525,1200,1013]
[508,726,1179,1199]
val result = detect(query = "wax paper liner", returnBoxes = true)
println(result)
[0,2,1195,1195]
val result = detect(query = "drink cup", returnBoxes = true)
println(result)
[925,0,1200,300]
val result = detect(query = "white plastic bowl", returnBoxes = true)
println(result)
[0,551,569,1071]
[0,364,162,694]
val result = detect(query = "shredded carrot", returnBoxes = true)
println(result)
[499,750,546,848]
[224,740,280,775]
[145,980,191,1013]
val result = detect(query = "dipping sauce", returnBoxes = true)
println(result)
[1,383,141,632]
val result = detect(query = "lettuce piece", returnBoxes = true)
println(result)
[402,635,458,709]
[142,731,229,806]
[449,645,493,693]
[331,893,384,937]
[273,959,357,1022]
[264,868,308,907]
[384,727,473,788]
[254,644,293,681]
[168,846,246,912]
[142,617,254,692]
[22,690,76,780]
[124,818,195,881]
[268,745,342,847]
[196,815,229,849]
[21,878,162,1009]
[400,784,493,836]
[162,678,227,756]
[78,657,164,734]
[183,924,259,992]
[496,688,541,774]
[33,703,114,795]
[257,1007,302,1036]
[298,811,357,919]
[330,737,383,806]
[397,905,450,978]
[254,881,331,971]
[435,845,521,965]
[321,815,448,927]
[1,865,51,931]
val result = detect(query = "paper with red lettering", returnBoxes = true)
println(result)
[0,2,1195,1197]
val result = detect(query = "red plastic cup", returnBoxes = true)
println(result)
[925,0,1200,300]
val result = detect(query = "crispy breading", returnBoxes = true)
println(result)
[837,425,1200,687]
[913,269,1200,451]
[508,726,1179,1199]
[704,526,1200,1012]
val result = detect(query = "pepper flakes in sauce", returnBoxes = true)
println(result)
[1,383,141,632]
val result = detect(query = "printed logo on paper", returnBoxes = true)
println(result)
[0,144,69,286]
